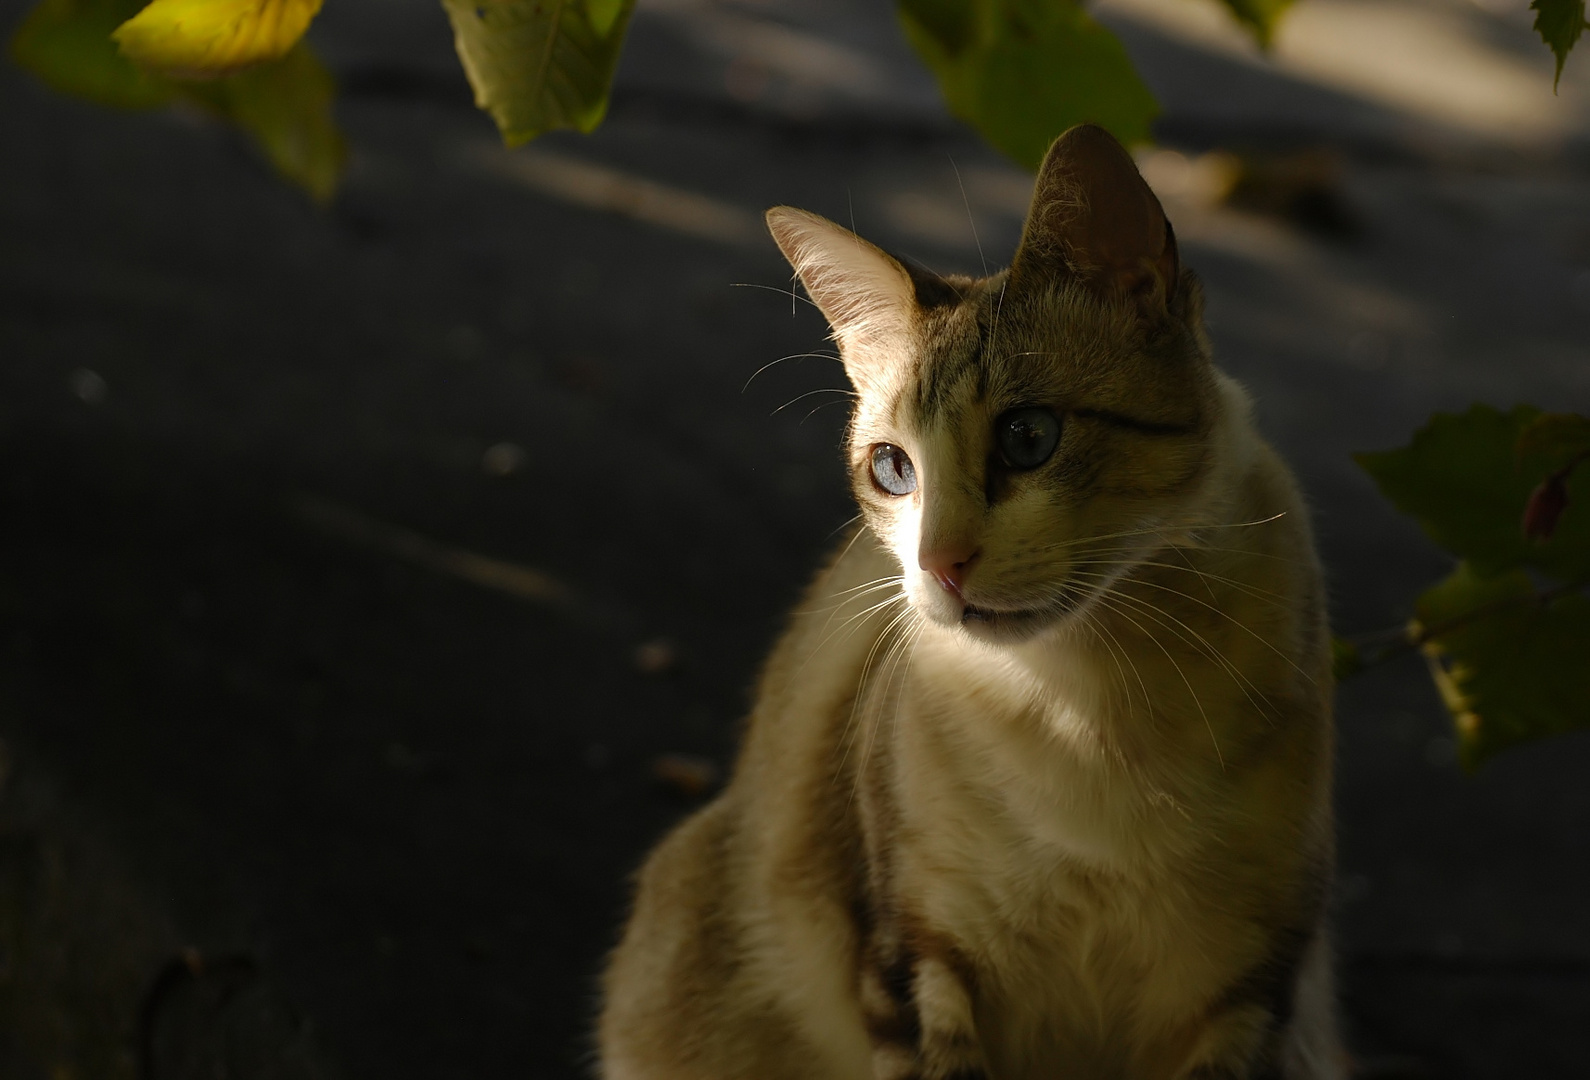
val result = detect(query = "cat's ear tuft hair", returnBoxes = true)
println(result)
[1010,124,1178,313]
[766,207,918,359]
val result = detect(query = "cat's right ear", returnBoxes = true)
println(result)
[766,207,917,381]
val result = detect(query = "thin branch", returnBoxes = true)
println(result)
[1341,575,1590,676]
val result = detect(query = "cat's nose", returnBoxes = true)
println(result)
[919,545,978,597]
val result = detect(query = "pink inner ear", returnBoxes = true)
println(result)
[764,205,917,350]
[1014,124,1178,306]
[1083,172,1173,297]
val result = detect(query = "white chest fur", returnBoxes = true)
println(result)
[877,631,1278,1077]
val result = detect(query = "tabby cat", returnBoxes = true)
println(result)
[598,124,1345,1080]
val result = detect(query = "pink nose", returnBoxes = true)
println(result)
[920,544,978,597]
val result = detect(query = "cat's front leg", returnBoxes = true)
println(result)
[1177,931,1348,1080]
[861,951,989,1080]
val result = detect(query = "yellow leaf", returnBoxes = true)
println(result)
[113,0,323,78]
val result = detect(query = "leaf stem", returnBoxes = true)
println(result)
[1343,575,1590,676]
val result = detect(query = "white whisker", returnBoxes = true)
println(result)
[1028,512,1292,558]
[1058,549,1292,604]
[806,590,907,660]
[1074,567,1313,685]
[772,386,856,416]
[730,280,821,312]
[1080,607,1146,721]
[1087,592,1227,770]
[831,519,874,565]
[836,602,919,801]
[1080,575,1273,723]
[825,512,864,542]
[949,153,988,278]
[812,573,905,604]
[741,350,843,392]
[801,398,855,425]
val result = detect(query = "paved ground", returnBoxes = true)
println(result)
[2,0,1589,1077]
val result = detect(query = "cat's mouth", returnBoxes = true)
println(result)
[913,572,1094,644]
[957,593,1081,642]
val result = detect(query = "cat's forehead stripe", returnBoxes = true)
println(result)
[914,297,992,425]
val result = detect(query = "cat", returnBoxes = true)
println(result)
[597,124,1345,1080]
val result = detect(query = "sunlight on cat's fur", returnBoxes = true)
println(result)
[598,125,1345,1080]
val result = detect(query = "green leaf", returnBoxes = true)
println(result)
[901,0,974,54]
[1531,0,1587,90]
[1515,411,1590,470]
[10,0,175,109]
[181,43,345,201]
[1330,635,1362,681]
[1355,404,1590,583]
[1214,0,1295,47]
[439,0,638,147]
[898,0,1157,169]
[1416,561,1590,768]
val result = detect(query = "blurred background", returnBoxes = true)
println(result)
[2,0,1589,1076]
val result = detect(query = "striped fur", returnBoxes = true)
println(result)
[598,126,1346,1080]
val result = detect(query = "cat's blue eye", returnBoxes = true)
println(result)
[870,444,917,496]
[996,408,1062,470]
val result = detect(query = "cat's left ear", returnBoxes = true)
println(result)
[766,207,918,371]
[1010,124,1179,314]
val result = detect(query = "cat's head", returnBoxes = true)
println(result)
[768,125,1231,646]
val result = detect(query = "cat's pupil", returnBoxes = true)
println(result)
[870,444,917,496]
[996,408,1062,470]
